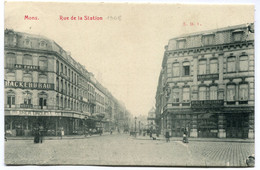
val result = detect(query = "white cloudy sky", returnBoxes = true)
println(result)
[4,2,254,116]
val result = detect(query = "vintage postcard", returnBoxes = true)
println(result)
[3,1,255,167]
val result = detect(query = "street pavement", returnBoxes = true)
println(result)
[5,133,254,167]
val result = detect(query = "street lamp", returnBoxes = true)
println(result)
[134,116,137,137]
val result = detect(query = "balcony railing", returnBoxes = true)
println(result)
[191,100,224,109]
[20,104,33,108]
[197,73,219,81]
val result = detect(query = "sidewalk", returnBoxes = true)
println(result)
[134,134,254,143]
[6,132,111,140]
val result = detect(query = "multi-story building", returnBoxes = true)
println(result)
[155,23,254,138]
[147,107,156,131]
[4,29,131,136]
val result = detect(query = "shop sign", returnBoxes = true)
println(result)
[197,74,219,81]
[191,100,224,109]
[14,64,40,71]
[4,80,54,90]
[8,110,61,116]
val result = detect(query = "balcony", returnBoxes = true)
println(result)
[191,100,224,109]
[20,104,33,108]
[197,73,219,81]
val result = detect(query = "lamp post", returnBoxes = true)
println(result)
[134,116,137,137]
[138,121,141,135]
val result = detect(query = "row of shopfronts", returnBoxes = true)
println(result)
[5,110,112,136]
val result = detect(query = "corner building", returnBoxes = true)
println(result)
[4,29,131,136]
[155,23,254,138]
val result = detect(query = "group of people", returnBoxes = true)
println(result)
[33,126,44,143]
[164,129,189,143]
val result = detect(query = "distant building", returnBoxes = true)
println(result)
[4,29,132,136]
[147,107,156,131]
[155,23,254,138]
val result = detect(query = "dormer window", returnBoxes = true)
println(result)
[24,39,31,48]
[177,39,186,49]
[39,40,47,48]
[202,34,215,45]
[232,30,244,42]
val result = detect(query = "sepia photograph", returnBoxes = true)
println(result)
[2,1,256,167]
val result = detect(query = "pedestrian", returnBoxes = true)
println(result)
[165,130,170,142]
[150,131,153,139]
[110,128,113,135]
[34,128,40,143]
[183,131,188,143]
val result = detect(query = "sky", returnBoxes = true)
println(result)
[4,2,254,117]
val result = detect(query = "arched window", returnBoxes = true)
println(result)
[209,86,218,100]
[6,90,15,108]
[6,53,16,68]
[172,63,180,77]
[182,87,190,102]
[210,58,218,74]
[39,56,48,71]
[239,55,248,71]
[199,86,207,100]
[39,74,47,83]
[56,60,59,73]
[227,56,236,72]
[199,59,207,75]
[23,54,32,65]
[23,73,32,82]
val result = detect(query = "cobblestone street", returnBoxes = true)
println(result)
[5,134,254,166]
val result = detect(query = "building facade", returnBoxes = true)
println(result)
[4,29,131,136]
[147,107,156,131]
[155,23,254,138]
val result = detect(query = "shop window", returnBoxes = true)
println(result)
[239,55,248,71]
[39,74,47,83]
[39,56,48,71]
[23,54,32,65]
[239,84,248,101]
[183,62,190,76]
[7,91,15,108]
[227,56,236,72]
[199,59,207,75]
[182,87,190,102]
[209,86,218,100]
[172,63,180,77]
[210,59,218,74]
[227,84,236,104]
[23,73,32,82]
[6,53,16,68]
[199,86,207,100]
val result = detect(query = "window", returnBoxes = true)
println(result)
[68,69,70,80]
[239,55,248,71]
[56,60,59,73]
[65,66,67,76]
[7,91,15,108]
[6,53,16,68]
[39,74,47,83]
[182,87,190,102]
[209,86,218,100]
[23,91,32,105]
[227,56,236,72]
[183,62,190,76]
[23,73,32,82]
[202,34,215,45]
[39,56,48,71]
[199,60,207,75]
[177,40,186,49]
[233,31,243,42]
[23,54,32,65]
[38,92,47,109]
[210,59,218,74]
[227,85,236,101]
[24,39,31,48]
[172,63,180,77]
[60,79,63,92]
[56,78,59,91]
[6,72,15,81]
[61,63,63,73]
[239,84,248,101]
[56,95,59,107]
[199,86,207,100]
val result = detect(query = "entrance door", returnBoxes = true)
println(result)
[226,113,248,138]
